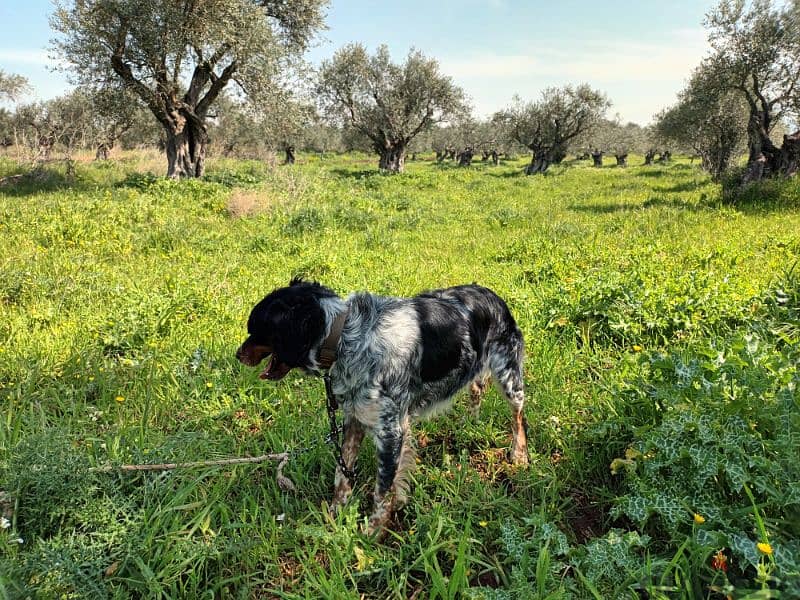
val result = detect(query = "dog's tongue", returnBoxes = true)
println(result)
[260,355,291,380]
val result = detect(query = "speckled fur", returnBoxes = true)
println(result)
[238,280,529,536]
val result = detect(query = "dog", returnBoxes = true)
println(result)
[236,278,529,534]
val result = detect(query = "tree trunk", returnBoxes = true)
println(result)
[615,153,628,167]
[491,150,499,166]
[284,145,296,165]
[164,120,207,179]
[644,149,656,165]
[779,131,800,178]
[526,154,550,175]
[378,144,406,173]
[38,134,54,161]
[591,150,603,167]
[95,142,111,161]
[657,150,671,163]
[458,147,474,166]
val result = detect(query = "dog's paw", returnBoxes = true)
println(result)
[329,498,347,516]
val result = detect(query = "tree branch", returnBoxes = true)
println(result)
[92,451,297,492]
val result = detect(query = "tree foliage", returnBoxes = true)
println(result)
[655,65,748,179]
[0,70,29,103]
[14,93,94,161]
[702,0,800,181]
[316,44,467,173]
[495,85,609,174]
[51,0,327,178]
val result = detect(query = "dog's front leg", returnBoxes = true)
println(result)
[330,416,364,513]
[368,415,413,537]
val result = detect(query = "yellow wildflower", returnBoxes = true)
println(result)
[757,542,773,555]
[115,395,125,403]
[693,513,705,525]
[479,521,488,527]
[632,344,643,352]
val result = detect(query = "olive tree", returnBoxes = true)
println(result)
[655,65,747,180]
[0,71,29,148]
[495,85,609,174]
[14,91,98,161]
[316,44,467,173]
[84,86,148,160]
[51,0,326,179]
[0,70,29,102]
[702,0,800,182]
[211,92,315,163]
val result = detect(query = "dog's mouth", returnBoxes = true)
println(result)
[260,354,292,381]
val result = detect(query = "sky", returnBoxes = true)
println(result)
[0,0,718,125]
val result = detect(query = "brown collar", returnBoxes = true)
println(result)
[318,309,348,370]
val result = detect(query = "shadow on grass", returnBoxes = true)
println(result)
[635,168,669,178]
[0,166,85,198]
[569,195,717,214]
[486,168,526,179]
[723,178,800,215]
[654,179,707,193]
[328,167,384,180]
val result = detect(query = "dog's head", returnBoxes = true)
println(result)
[236,277,339,380]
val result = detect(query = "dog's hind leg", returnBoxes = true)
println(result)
[490,337,529,466]
[331,417,365,512]
[468,373,491,419]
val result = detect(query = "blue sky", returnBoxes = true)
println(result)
[1,0,717,124]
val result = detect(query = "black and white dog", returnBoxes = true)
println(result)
[236,278,529,534]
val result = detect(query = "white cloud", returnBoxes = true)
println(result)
[440,28,711,124]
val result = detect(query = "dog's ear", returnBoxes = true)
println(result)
[270,296,326,367]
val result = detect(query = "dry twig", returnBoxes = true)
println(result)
[92,452,297,492]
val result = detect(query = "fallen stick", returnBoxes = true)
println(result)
[91,452,297,492]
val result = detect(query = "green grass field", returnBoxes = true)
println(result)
[0,153,798,598]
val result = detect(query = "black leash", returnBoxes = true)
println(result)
[324,372,357,485]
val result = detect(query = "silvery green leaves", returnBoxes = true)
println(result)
[610,287,799,584]
[50,0,327,178]
[316,45,468,173]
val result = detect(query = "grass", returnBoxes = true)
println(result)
[0,151,798,598]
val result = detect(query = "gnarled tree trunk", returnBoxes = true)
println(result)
[644,149,656,165]
[164,118,207,179]
[591,150,603,167]
[458,147,474,166]
[284,145,296,165]
[615,153,628,167]
[778,131,800,178]
[95,142,111,161]
[526,154,550,175]
[491,149,499,166]
[378,144,406,173]
[742,112,800,183]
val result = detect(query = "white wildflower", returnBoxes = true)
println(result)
[0,516,10,529]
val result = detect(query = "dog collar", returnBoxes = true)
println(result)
[318,309,348,370]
